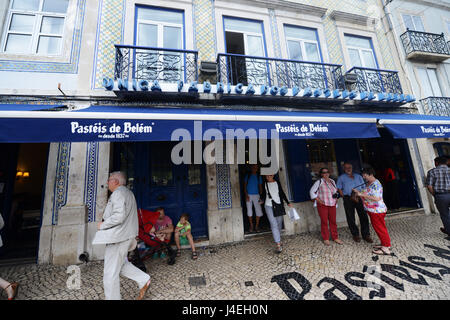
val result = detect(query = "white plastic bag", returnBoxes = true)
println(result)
[288,207,300,222]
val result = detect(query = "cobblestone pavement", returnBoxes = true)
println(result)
[1,214,449,300]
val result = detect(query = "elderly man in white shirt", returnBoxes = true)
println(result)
[93,171,151,300]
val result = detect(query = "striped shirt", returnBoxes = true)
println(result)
[426,165,450,194]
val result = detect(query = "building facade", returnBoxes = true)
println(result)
[0,0,448,265]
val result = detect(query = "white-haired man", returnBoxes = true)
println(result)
[93,171,151,300]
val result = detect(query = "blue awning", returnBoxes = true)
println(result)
[0,106,380,142]
[378,113,450,138]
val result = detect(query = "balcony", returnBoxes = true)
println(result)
[400,30,450,62]
[114,44,199,84]
[345,67,402,94]
[216,53,345,91]
[421,97,450,117]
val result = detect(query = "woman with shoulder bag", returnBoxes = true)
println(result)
[309,168,343,246]
[261,173,292,253]
[0,213,19,300]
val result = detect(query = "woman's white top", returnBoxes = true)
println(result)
[265,181,281,207]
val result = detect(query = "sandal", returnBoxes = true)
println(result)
[372,248,391,255]
[373,244,391,249]
[176,249,181,257]
[192,251,198,260]
[5,282,19,300]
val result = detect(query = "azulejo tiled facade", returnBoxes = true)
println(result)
[0,0,86,74]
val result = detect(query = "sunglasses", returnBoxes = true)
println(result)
[321,171,329,174]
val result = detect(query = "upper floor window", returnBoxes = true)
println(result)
[417,67,442,98]
[284,25,321,63]
[2,0,69,55]
[136,6,184,49]
[345,35,377,69]
[224,17,265,57]
[402,14,425,32]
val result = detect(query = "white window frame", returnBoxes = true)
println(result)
[418,67,443,98]
[345,35,377,69]
[223,18,265,57]
[1,0,68,56]
[284,26,321,63]
[136,15,183,49]
[402,14,425,32]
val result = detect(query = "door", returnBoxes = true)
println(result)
[224,17,266,85]
[115,142,208,238]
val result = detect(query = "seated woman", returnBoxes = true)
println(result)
[174,213,197,260]
[151,207,174,258]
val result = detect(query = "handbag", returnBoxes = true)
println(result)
[266,181,286,217]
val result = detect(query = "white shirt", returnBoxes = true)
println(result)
[265,181,281,207]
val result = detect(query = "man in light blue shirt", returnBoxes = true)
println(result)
[337,163,372,243]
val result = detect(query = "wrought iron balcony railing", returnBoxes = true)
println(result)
[345,67,402,94]
[114,44,199,83]
[400,30,450,58]
[421,97,450,117]
[217,53,345,91]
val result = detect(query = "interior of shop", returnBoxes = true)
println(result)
[0,143,48,265]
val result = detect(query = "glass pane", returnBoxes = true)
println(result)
[427,69,443,97]
[345,35,372,49]
[348,48,362,67]
[188,165,201,185]
[137,7,183,25]
[163,26,181,49]
[417,68,434,98]
[12,0,40,11]
[10,14,35,33]
[137,23,157,47]
[40,16,64,34]
[412,16,425,32]
[287,40,302,60]
[43,0,69,13]
[224,18,262,34]
[150,143,173,186]
[5,34,31,53]
[402,14,414,30]
[284,26,316,41]
[246,35,264,56]
[305,42,320,62]
[37,36,61,55]
[361,50,376,68]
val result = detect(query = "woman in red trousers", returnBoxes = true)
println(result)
[310,168,343,246]
[353,167,392,255]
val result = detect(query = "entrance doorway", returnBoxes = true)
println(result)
[0,143,49,263]
[358,129,421,212]
[113,142,208,238]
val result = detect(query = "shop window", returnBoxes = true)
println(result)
[433,142,450,157]
[307,140,338,181]
[2,0,69,55]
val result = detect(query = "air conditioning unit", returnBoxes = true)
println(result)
[200,61,217,74]
[344,73,358,84]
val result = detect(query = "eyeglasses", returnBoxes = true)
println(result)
[321,171,329,174]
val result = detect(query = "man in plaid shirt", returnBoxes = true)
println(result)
[426,156,450,237]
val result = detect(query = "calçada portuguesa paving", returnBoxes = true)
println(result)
[1,214,449,300]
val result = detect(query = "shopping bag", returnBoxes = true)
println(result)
[288,207,300,222]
